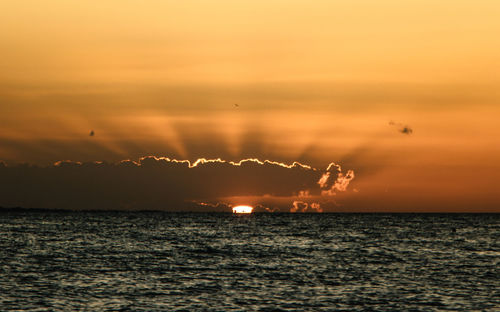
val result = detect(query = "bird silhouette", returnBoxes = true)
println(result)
[400,127,413,135]
[234,103,239,108]
[389,121,413,135]
[89,130,95,137]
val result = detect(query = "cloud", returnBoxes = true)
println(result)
[290,201,323,213]
[317,163,355,196]
[0,156,354,212]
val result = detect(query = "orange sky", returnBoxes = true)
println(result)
[1,1,499,211]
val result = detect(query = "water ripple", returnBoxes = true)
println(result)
[0,212,498,311]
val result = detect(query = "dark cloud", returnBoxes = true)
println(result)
[0,157,355,212]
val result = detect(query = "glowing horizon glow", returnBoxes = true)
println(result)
[232,205,254,214]
[1,1,499,212]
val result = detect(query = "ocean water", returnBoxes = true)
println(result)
[0,211,498,311]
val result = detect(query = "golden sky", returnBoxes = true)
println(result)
[1,1,499,211]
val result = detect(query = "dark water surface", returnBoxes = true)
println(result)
[0,211,498,311]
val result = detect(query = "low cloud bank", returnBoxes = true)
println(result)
[0,157,354,211]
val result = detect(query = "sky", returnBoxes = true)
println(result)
[1,1,499,212]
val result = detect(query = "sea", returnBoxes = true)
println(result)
[0,211,498,311]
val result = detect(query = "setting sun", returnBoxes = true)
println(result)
[232,205,254,214]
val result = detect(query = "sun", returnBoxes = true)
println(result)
[232,205,254,214]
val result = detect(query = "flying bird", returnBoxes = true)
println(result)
[89,130,95,137]
[234,103,239,108]
[389,121,413,135]
[400,127,413,135]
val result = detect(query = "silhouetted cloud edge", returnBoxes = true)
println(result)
[0,156,354,212]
